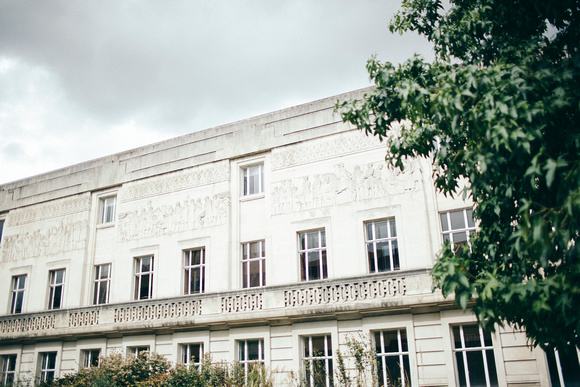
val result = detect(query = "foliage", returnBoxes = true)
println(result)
[336,0,580,349]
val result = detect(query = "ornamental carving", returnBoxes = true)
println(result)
[117,193,230,241]
[221,293,263,313]
[271,160,421,214]
[113,300,201,323]
[284,278,406,307]
[122,161,230,202]
[69,310,100,327]
[1,220,88,262]
[272,131,383,170]
[0,315,56,334]
[8,194,91,226]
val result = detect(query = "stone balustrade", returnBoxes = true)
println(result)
[0,269,434,342]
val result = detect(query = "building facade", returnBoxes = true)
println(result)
[0,89,567,386]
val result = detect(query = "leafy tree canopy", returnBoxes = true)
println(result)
[337,0,580,349]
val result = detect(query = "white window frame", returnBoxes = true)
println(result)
[440,208,476,252]
[238,339,264,378]
[0,218,5,244]
[181,343,204,370]
[93,264,111,305]
[0,354,17,386]
[127,346,150,358]
[365,219,399,273]
[10,275,26,314]
[242,240,266,288]
[100,195,117,224]
[299,229,328,282]
[134,256,154,300]
[545,345,580,386]
[39,352,57,383]
[452,324,498,387]
[48,269,65,310]
[184,248,205,295]
[375,329,410,387]
[303,335,333,387]
[242,164,264,196]
[81,349,101,368]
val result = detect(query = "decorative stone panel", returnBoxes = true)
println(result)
[113,300,201,323]
[69,310,100,327]
[0,315,56,334]
[221,293,263,313]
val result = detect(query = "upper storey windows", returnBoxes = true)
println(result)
[440,209,476,252]
[10,275,26,314]
[100,196,117,224]
[366,219,399,273]
[242,164,264,196]
[299,229,328,282]
[0,218,4,244]
[48,269,65,310]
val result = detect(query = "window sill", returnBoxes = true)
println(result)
[96,222,115,230]
[240,193,265,202]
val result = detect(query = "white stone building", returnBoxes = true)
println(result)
[0,89,568,386]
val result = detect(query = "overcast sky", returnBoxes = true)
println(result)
[0,1,433,184]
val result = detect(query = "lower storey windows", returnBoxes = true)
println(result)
[375,329,410,387]
[303,335,333,387]
[1,354,16,386]
[82,349,101,368]
[453,324,498,387]
[238,339,264,376]
[127,346,150,358]
[39,352,57,383]
[181,343,204,369]
[545,344,580,387]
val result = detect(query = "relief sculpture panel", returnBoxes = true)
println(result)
[271,159,422,214]
[118,193,230,241]
[8,194,91,226]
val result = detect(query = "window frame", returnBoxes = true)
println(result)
[374,329,410,387]
[242,163,264,196]
[181,343,204,370]
[365,218,400,273]
[81,349,101,369]
[134,256,154,300]
[10,274,26,314]
[39,352,57,383]
[0,218,5,244]
[127,346,150,358]
[0,354,17,386]
[238,339,265,378]
[241,240,266,288]
[93,264,111,305]
[545,344,580,386]
[184,248,205,295]
[99,195,117,224]
[440,208,476,252]
[302,335,333,387]
[48,269,65,310]
[298,229,328,282]
[452,324,499,387]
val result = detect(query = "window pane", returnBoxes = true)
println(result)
[385,356,403,386]
[440,213,449,231]
[376,241,391,272]
[463,325,482,348]
[139,274,151,299]
[308,252,320,281]
[465,351,486,386]
[246,340,261,361]
[466,209,475,228]
[375,221,390,239]
[311,336,326,356]
[250,260,260,287]
[367,243,376,272]
[307,232,319,248]
[52,286,62,309]
[382,331,399,353]
[450,210,466,229]
[392,240,400,270]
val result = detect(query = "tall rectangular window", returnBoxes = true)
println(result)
[10,275,26,314]
[93,264,111,305]
[134,256,154,300]
[242,240,266,288]
[184,249,205,294]
[303,335,333,387]
[299,229,327,281]
[452,324,498,387]
[100,196,116,224]
[1,354,16,386]
[545,345,580,387]
[440,209,476,252]
[238,339,264,377]
[127,346,149,358]
[39,352,57,383]
[0,219,4,243]
[181,343,204,370]
[375,329,410,386]
[82,349,101,368]
[48,269,65,310]
[242,164,264,196]
[366,219,399,273]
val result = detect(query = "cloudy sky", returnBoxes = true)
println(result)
[0,1,433,184]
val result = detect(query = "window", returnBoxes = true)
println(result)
[181,343,204,370]
[93,264,111,305]
[242,240,266,288]
[10,275,26,314]
[48,269,65,310]
[127,346,149,358]
[440,209,476,252]
[134,256,154,300]
[452,324,498,387]
[242,164,264,196]
[239,339,264,377]
[303,335,333,387]
[375,329,410,387]
[184,249,205,294]
[366,219,399,273]
[299,230,327,281]
[39,352,57,383]
[100,196,116,224]
[82,349,100,368]
[1,354,16,387]
[0,219,4,243]
[545,344,580,387]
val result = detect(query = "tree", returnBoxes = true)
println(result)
[336,0,580,350]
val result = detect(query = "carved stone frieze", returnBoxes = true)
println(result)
[1,220,88,262]
[122,161,230,202]
[221,293,263,313]
[117,193,230,241]
[0,315,56,334]
[69,310,100,327]
[272,131,383,170]
[113,300,202,323]
[284,277,406,307]
[271,159,421,214]
[7,194,91,226]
